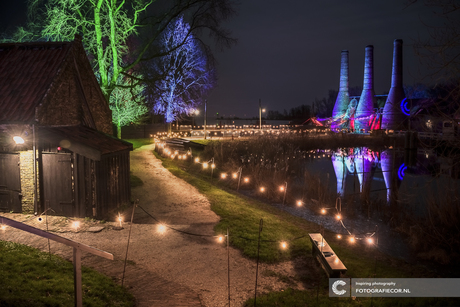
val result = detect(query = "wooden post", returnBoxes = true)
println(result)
[73,247,82,307]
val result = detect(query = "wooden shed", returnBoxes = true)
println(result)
[0,36,133,219]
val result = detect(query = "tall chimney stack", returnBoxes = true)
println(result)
[331,50,350,130]
[355,45,376,132]
[382,39,406,130]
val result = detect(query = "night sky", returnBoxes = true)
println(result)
[206,0,444,118]
[0,0,444,118]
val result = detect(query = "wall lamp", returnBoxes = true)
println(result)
[13,136,25,144]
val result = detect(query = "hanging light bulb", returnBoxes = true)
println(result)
[72,221,80,230]
[157,224,166,234]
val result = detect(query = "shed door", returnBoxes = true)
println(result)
[42,153,73,216]
[0,153,22,212]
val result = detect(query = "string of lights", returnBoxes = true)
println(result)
[136,205,310,250]
[155,141,381,246]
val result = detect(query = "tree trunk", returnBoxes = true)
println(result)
[117,125,122,139]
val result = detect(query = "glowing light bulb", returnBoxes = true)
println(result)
[244,177,249,183]
[203,162,208,169]
[367,238,374,245]
[321,208,326,214]
[349,237,355,243]
[211,163,216,169]
[1,224,6,231]
[13,136,24,144]
[232,173,238,179]
[195,158,200,163]
[280,241,287,249]
[157,224,166,234]
[221,173,227,179]
[337,234,342,239]
[218,236,224,243]
[279,186,285,192]
[336,214,342,220]
[72,221,80,230]
[297,200,302,206]
[260,187,265,192]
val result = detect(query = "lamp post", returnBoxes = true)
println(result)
[259,99,265,130]
[204,100,207,140]
[192,109,199,128]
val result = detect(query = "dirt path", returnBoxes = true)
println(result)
[1,144,308,307]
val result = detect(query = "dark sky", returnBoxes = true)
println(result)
[0,0,444,118]
[206,0,442,118]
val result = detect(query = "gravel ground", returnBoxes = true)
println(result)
[0,144,311,307]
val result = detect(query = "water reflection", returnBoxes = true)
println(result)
[329,146,458,206]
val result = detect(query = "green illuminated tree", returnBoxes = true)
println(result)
[110,75,148,139]
[8,0,236,103]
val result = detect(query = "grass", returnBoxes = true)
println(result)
[243,288,459,307]
[0,240,134,307]
[152,146,460,307]
[189,139,212,146]
[123,138,153,150]
[154,150,412,273]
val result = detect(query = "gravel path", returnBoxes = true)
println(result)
[1,144,309,307]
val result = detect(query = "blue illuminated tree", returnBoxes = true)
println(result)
[149,16,215,123]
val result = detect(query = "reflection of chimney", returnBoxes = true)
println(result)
[382,39,406,130]
[355,45,376,132]
[380,149,404,205]
[354,147,373,200]
[332,50,350,129]
[332,154,347,196]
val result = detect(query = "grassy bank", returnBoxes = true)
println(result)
[154,150,417,274]
[124,138,153,150]
[0,241,134,307]
[153,148,460,306]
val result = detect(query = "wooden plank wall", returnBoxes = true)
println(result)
[96,150,131,219]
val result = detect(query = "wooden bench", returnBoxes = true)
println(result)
[309,233,347,278]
